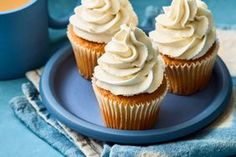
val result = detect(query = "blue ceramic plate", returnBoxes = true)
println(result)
[40,43,232,144]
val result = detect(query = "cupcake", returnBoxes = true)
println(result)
[67,0,138,79]
[149,0,219,95]
[92,24,168,130]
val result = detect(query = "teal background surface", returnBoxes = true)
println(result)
[0,0,236,156]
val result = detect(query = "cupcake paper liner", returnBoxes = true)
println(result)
[67,25,104,80]
[69,41,103,80]
[92,84,167,130]
[164,42,219,95]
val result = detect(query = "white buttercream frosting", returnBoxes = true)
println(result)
[94,24,165,96]
[69,0,138,43]
[149,0,216,60]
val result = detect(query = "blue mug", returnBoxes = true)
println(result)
[0,0,78,80]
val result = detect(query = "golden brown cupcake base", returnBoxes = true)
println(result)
[161,41,219,95]
[67,25,106,80]
[93,78,168,130]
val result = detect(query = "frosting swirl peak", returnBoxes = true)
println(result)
[94,24,165,96]
[69,0,138,43]
[149,0,216,60]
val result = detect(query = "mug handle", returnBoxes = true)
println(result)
[48,1,80,29]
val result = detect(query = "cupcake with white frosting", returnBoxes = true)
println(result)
[67,0,138,79]
[92,24,168,130]
[149,0,219,95]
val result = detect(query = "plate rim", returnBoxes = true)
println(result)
[40,43,232,144]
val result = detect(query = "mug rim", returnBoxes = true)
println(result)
[0,0,37,15]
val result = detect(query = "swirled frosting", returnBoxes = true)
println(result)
[149,0,216,60]
[69,0,138,43]
[93,24,165,96]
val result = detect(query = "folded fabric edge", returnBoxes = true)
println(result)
[21,79,103,157]
[9,96,84,157]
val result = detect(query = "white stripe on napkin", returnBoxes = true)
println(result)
[218,29,236,76]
